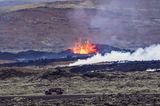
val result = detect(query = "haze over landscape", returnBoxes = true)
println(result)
[0,0,159,52]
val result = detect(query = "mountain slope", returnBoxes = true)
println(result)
[0,0,160,52]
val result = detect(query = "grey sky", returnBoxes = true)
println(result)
[0,0,63,2]
[0,0,65,6]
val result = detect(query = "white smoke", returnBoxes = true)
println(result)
[69,44,160,66]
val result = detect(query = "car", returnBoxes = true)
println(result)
[45,88,64,95]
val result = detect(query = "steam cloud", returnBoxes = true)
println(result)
[69,44,160,66]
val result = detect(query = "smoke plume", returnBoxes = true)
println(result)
[69,44,160,66]
[68,0,160,49]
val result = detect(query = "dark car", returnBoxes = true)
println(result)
[45,88,64,95]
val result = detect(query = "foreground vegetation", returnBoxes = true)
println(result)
[0,68,160,95]
[0,67,159,105]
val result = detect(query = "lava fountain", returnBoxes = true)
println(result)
[70,40,98,54]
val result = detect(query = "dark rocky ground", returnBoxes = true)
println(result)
[0,66,159,105]
[0,94,160,106]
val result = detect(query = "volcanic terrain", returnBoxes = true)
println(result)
[0,0,160,106]
[0,0,160,52]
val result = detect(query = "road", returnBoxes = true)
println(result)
[0,93,160,100]
[0,94,101,100]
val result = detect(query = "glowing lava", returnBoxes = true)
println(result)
[70,40,98,54]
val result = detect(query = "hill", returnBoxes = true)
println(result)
[0,0,160,52]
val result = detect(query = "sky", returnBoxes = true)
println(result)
[0,0,65,6]
[0,0,63,2]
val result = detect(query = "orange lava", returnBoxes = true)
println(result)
[70,40,98,54]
